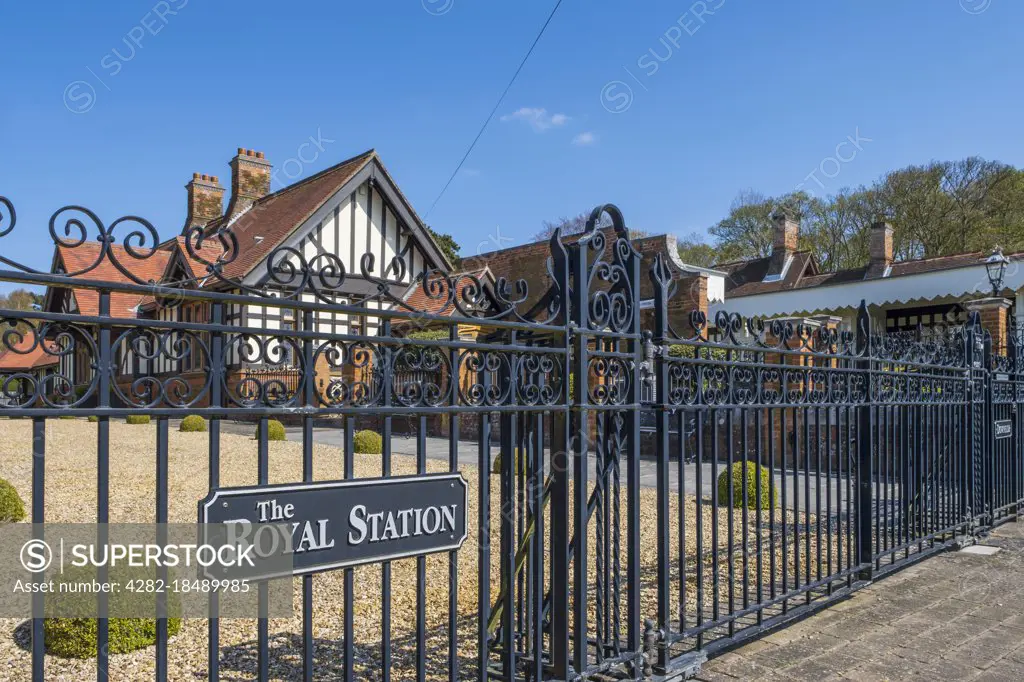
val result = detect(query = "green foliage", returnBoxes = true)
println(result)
[406,329,450,341]
[706,158,1024,272]
[43,566,181,658]
[44,616,182,658]
[58,415,76,420]
[266,419,286,441]
[0,478,26,523]
[676,232,720,268]
[179,415,207,432]
[716,462,775,510]
[125,415,150,425]
[425,226,461,266]
[353,429,383,454]
[87,416,98,423]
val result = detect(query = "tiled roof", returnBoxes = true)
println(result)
[57,243,172,317]
[403,268,493,316]
[211,150,375,282]
[718,251,817,297]
[0,336,59,370]
[720,249,1024,299]
[170,236,225,282]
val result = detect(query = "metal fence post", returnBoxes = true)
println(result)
[549,231,572,680]
[570,238,589,676]
[855,300,874,578]
[651,255,671,671]
[983,329,994,529]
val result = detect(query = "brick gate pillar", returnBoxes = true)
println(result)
[966,297,1012,356]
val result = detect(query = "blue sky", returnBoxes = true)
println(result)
[1,0,1021,290]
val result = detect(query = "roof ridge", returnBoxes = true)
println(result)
[253,149,375,206]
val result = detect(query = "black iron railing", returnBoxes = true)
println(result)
[0,196,1020,681]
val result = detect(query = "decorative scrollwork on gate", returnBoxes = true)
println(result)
[110,328,212,408]
[223,333,304,407]
[313,341,382,407]
[581,204,638,333]
[0,319,98,409]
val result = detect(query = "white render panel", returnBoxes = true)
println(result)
[710,263,1022,320]
[352,190,368,263]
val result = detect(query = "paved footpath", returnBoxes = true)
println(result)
[697,521,1024,681]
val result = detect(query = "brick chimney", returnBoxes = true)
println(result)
[865,221,893,279]
[226,148,271,218]
[765,210,799,280]
[184,173,224,229]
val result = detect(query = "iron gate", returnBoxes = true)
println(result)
[0,197,1022,681]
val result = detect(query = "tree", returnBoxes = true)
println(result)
[708,190,810,263]
[0,288,43,352]
[703,156,1024,271]
[424,226,461,268]
[676,232,719,268]
[533,212,608,241]
[0,288,41,311]
[533,211,648,241]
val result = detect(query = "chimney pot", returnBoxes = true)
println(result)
[193,172,200,180]
[256,151,264,159]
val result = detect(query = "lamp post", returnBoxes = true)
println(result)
[984,246,1010,297]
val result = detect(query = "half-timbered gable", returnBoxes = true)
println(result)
[42,147,455,401]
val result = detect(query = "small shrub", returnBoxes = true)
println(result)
[125,415,151,425]
[179,415,207,433]
[0,478,26,523]
[59,415,76,420]
[716,462,775,510]
[43,565,181,658]
[353,430,382,454]
[87,416,99,423]
[264,419,286,442]
[44,617,182,658]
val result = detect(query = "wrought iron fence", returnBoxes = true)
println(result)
[0,196,1021,681]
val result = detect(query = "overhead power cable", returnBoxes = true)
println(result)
[425,0,565,218]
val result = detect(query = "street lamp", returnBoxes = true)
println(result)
[984,246,1010,297]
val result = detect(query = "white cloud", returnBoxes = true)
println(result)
[572,131,597,146]
[500,107,570,133]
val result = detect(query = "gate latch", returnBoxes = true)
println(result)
[640,331,658,390]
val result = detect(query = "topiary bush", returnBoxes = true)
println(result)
[353,429,382,454]
[716,462,776,510]
[179,415,207,433]
[125,415,151,425]
[43,565,181,658]
[264,419,286,442]
[0,478,26,523]
[44,615,183,658]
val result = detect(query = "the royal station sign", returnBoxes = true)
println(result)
[200,473,468,580]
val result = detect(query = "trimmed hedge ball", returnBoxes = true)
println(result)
[0,478,26,523]
[43,565,181,658]
[716,462,776,510]
[179,415,207,433]
[262,419,286,441]
[353,430,383,454]
[44,616,183,659]
[125,415,151,425]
